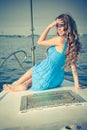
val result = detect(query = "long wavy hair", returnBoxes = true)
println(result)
[56,14,81,69]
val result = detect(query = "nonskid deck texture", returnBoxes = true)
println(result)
[20,90,86,113]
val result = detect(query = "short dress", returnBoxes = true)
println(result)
[31,41,67,91]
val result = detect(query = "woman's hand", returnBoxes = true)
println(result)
[75,85,86,89]
[48,21,57,29]
[48,19,64,29]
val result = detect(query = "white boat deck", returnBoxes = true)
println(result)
[0,80,87,130]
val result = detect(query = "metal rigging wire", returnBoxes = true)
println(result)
[30,0,36,66]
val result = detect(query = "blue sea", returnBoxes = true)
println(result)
[0,35,87,91]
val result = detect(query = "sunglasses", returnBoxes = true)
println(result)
[56,24,65,28]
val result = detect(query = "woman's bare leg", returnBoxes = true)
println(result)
[3,78,32,91]
[12,68,32,86]
[3,67,32,90]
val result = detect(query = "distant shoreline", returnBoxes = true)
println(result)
[0,34,40,38]
[0,34,87,38]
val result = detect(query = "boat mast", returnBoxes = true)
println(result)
[30,0,35,66]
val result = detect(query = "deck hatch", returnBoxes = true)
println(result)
[20,90,86,113]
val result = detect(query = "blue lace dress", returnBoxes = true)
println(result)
[31,41,67,91]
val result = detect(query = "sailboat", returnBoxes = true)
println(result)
[0,0,87,130]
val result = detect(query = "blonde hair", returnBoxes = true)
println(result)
[56,14,81,69]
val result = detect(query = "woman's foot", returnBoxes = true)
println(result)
[3,83,29,92]
[3,79,32,92]
[3,84,11,90]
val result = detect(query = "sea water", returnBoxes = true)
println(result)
[0,35,87,91]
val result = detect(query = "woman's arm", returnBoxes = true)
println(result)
[37,21,64,46]
[71,63,81,89]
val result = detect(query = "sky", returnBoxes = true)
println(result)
[0,0,87,35]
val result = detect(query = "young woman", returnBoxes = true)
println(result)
[3,14,83,91]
